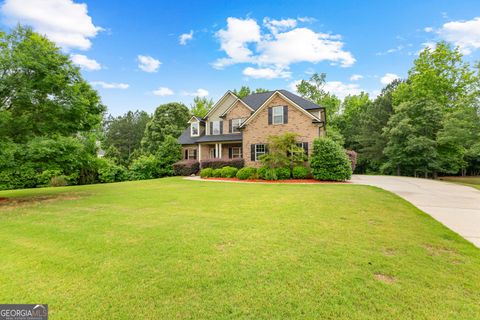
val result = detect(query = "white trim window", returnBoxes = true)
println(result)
[209,148,217,159]
[211,121,221,135]
[231,118,243,133]
[272,106,284,124]
[231,147,242,158]
[190,122,199,136]
[255,144,266,161]
[187,149,196,160]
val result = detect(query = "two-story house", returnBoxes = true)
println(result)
[178,89,326,167]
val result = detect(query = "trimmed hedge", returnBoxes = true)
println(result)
[236,167,257,180]
[220,166,238,178]
[292,166,309,179]
[173,160,200,176]
[199,168,214,178]
[275,167,291,180]
[212,168,223,177]
[310,137,352,181]
[200,158,244,169]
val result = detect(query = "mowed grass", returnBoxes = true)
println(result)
[0,178,479,319]
[440,176,480,190]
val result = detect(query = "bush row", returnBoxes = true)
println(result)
[200,158,244,169]
[199,165,312,181]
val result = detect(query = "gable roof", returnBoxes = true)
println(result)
[241,89,323,111]
[239,90,323,128]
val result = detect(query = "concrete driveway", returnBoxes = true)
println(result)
[351,175,480,248]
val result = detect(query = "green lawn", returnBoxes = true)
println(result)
[440,176,480,190]
[1,178,479,319]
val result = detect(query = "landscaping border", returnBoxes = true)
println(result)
[184,176,349,184]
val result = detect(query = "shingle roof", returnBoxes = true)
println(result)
[240,89,323,111]
[178,129,242,145]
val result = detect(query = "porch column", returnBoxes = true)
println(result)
[219,143,222,158]
[198,144,201,161]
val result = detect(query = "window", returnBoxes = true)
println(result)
[209,148,216,159]
[272,106,284,124]
[255,144,266,161]
[211,121,221,135]
[186,149,196,160]
[190,122,199,136]
[231,118,243,133]
[231,147,242,158]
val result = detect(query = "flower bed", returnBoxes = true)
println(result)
[202,177,349,184]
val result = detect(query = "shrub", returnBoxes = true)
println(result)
[98,158,127,183]
[199,168,214,178]
[310,137,352,181]
[275,167,291,180]
[155,135,182,177]
[38,169,63,186]
[220,166,238,178]
[173,160,200,176]
[236,167,257,180]
[292,166,310,179]
[129,155,159,180]
[212,168,223,177]
[346,150,357,172]
[49,175,68,187]
[200,158,244,169]
[257,166,268,180]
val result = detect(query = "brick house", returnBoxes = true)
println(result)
[178,89,326,167]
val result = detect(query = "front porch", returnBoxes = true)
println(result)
[181,141,243,162]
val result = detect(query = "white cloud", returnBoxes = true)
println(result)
[71,54,101,70]
[243,66,291,79]
[179,30,193,45]
[213,17,261,68]
[424,27,434,33]
[376,45,404,56]
[183,88,209,97]
[256,28,355,68]
[1,0,102,50]
[297,16,316,23]
[437,17,480,55]
[137,55,161,72]
[380,73,399,85]
[288,79,362,99]
[350,74,363,81]
[152,87,174,96]
[263,17,297,34]
[91,81,129,89]
[213,17,355,74]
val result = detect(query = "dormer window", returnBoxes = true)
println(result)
[191,122,199,136]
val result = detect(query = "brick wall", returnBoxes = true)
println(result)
[242,93,325,167]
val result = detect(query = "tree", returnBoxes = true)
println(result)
[141,102,190,154]
[102,110,151,165]
[310,137,352,181]
[0,26,105,143]
[382,98,443,176]
[259,133,306,171]
[336,92,370,151]
[384,42,480,176]
[355,80,399,173]
[0,26,105,190]
[190,96,213,118]
[232,86,269,98]
[155,135,182,177]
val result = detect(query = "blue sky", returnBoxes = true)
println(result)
[1,0,480,115]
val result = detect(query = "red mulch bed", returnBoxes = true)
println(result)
[203,177,349,184]
[0,197,8,202]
